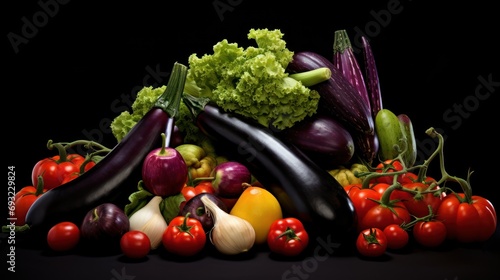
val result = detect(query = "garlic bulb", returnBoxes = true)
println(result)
[128,196,168,249]
[201,195,255,255]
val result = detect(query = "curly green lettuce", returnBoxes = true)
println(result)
[111,85,207,146]
[186,28,321,130]
[110,85,167,142]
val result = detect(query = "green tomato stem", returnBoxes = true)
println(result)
[425,128,472,203]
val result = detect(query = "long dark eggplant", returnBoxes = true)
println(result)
[183,93,357,245]
[274,113,355,169]
[24,62,188,235]
[287,51,374,136]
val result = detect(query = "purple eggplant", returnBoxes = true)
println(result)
[333,31,378,164]
[287,51,374,136]
[276,114,355,169]
[333,30,370,109]
[361,36,383,120]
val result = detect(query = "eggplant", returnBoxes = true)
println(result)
[288,51,378,164]
[183,94,357,244]
[287,51,374,136]
[275,113,355,169]
[333,30,370,108]
[24,62,188,236]
[361,36,383,120]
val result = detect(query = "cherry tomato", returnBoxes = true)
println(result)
[413,220,447,247]
[267,217,309,257]
[162,213,206,257]
[371,159,404,184]
[358,186,412,232]
[372,182,408,201]
[120,230,151,259]
[343,184,381,226]
[401,181,445,218]
[383,224,409,250]
[356,228,387,257]
[179,182,215,211]
[47,221,81,252]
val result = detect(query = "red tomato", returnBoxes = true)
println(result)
[343,184,381,226]
[182,181,215,201]
[356,228,387,257]
[267,217,309,257]
[359,200,411,232]
[32,154,86,190]
[371,159,404,184]
[162,213,206,257]
[120,230,151,259]
[413,220,447,247]
[60,160,97,184]
[179,182,215,211]
[13,179,46,225]
[372,183,408,201]
[401,181,445,218]
[436,193,497,243]
[47,221,81,252]
[398,171,418,185]
[383,224,409,250]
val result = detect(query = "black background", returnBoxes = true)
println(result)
[3,0,499,279]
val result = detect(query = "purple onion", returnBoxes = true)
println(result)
[142,146,188,197]
[211,161,251,198]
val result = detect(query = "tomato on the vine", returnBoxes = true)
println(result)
[372,183,407,201]
[400,181,445,218]
[120,230,151,259]
[162,213,206,257]
[383,224,409,250]
[371,159,405,184]
[46,221,81,252]
[343,184,381,224]
[32,154,87,190]
[267,217,309,257]
[356,228,387,257]
[413,220,447,247]
[359,184,412,231]
[436,193,497,243]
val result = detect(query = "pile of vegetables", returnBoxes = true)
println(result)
[4,28,497,261]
